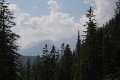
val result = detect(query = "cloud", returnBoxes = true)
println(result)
[83,0,95,6]
[48,0,59,12]
[94,0,116,26]
[83,0,116,26]
[12,2,80,48]
[8,4,18,11]
[15,11,80,48]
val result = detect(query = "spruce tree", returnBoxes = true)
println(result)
[49,45,57,80]
[41,45,51,80]
[0,0,20,80]
[83,7,100,80]
[73,31,81,80]
[60,44,73,80]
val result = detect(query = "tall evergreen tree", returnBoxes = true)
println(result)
[0,0,20,80]
[83,6,101,80]
[50,45,57,80]
[60,44,73,80]
[40,45,51,80]
[73,31,81,80]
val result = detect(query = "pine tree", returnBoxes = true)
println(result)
[83,7,100,80]
[42,44,50,80]
[60,44,73,80]
[50,45,57,65]
[73,31,81,80]
[42,44,51,61]
[0,0,20,80]
[96,27,104,80]
[50,45,57,80]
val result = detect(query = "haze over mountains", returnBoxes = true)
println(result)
[20,35,77,65]
[20,35,77,56]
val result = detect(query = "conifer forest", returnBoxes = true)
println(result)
[0,0,120,80]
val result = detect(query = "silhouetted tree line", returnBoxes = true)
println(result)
[0,0,120,80]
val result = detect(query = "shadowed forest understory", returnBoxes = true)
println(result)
[0,0,120,80]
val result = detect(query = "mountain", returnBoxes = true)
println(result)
[20,40,54,56]
[20,35,77,56]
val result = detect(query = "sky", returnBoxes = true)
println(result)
[7,0,116,55]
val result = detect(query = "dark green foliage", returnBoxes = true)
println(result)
[26,58,32,80]
[58,44,73,80]
[20,65,26,80]
[83,6,100,80]
[32,55,42,80]
[49,45,57,80]
[0,0,20,80]
[73,31,82,80]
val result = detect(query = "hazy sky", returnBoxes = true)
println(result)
[8,0,116,50]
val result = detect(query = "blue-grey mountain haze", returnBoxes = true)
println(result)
[20,35,77,56]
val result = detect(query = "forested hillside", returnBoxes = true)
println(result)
[0,0,120,80]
